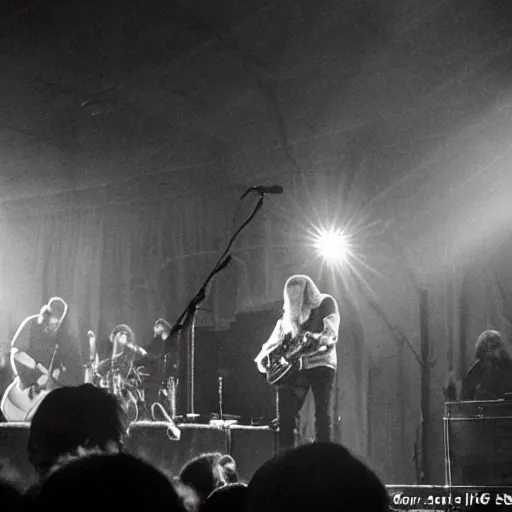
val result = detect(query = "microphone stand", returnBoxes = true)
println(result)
[169,193,265,420]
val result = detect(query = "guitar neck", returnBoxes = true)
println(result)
[47,344,60,374]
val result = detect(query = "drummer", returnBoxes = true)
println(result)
[97,325,146,386]
[110,324,146,363]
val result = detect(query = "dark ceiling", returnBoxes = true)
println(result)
[1,0,511,256]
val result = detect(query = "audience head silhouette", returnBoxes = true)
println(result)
[0,478,23,512]
[246,442,389,512]
[28,384,126,475]
[179,452,229,503]
[218,454,239,484]
[34,453,184,512]
[199,482,247,512]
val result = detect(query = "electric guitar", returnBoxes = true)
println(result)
[257,331,325,386]
[0,344,61,422]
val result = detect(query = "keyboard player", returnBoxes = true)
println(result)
[461,330,512,401]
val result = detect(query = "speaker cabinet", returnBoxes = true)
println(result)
[444,401,512,485]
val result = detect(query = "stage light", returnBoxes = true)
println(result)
[314,228,350,263]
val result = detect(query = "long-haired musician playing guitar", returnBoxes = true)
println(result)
[255,275,340,452]
[1,297,70,421]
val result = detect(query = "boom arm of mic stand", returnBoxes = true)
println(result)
[169,194,264,337]
[211,195,264,276]
[169,256,232,339]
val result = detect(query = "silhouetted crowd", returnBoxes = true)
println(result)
[0,384,390,512]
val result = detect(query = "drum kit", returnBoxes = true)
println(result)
[85,324,166,422]
[95,357,147,422]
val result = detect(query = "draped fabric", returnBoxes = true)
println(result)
[1,183,510,485]
[0,194,235,343]
[0,185,425,485]
[0,184,396,481]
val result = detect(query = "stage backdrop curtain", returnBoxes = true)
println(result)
[0,191,236,376]
[0,179,426,484]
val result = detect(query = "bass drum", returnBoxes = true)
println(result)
[119,388,139,423]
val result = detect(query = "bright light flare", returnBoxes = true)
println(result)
[314,229,350,263]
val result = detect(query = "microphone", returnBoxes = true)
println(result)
[87,331,96,349]
[241,185,283,199]
[86,330,97,368]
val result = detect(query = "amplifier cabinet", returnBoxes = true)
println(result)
[445,400,512,419]
[444,401,512,486]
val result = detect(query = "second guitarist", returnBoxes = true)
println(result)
[1,297,76,421]
[255,275,340,452]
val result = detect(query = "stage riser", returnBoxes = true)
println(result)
[0,423,277,485]
[125,423,229,477]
